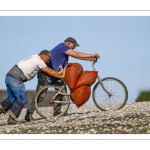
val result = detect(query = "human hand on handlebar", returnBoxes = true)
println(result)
[89,58,97,62]
[93,53,100,59]
[89,53,100,62]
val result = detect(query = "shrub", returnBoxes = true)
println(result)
[135,89,150,102]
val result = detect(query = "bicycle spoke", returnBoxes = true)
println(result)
[93,77,128,111]
[34,85,70,119]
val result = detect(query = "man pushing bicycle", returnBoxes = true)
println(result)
[25,37,100,121]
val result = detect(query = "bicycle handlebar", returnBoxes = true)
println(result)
[92,58,98,70]
[93,58,98,65]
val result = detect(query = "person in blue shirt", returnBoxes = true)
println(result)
[25,37,100,121]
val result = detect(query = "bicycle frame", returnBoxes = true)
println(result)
[35,60,128,118]
[49,85,70,103]
[49,59,112,104]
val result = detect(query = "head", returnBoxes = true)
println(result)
[39,49,53,63]
[64,37,80,49]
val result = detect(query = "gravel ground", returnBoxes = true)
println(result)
[1,102,150,134]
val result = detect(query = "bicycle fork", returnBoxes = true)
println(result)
[92,62,112,97]
[97,75,112,97]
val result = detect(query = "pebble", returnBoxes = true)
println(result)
[0,102,150,134]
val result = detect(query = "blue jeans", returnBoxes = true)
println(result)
[5,76,27,105]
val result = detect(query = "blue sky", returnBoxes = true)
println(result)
[0,16,150,103]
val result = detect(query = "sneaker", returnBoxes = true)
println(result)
[25,109,34,121]
[7,115,19,125]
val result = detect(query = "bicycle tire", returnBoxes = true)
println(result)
[34,85,70,119]
[92,77,128,111]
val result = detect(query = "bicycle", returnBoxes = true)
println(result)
[34,60,128,119]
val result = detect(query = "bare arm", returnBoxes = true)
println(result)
[65,49,100,61]
[65,49,94,58]
[41,67,66,78]
[78,57,97,62]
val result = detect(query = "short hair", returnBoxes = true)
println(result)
[39,49,53,59]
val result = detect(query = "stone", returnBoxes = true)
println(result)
[0,102,150,134]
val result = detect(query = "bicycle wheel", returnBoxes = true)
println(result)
[34,85,70,119]
[92,77,128,111]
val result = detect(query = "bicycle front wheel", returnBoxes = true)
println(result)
[92,77,128,111]
[34,85,70,119]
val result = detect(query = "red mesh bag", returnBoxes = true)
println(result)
[75,71,98,88]
[70,85,91,108]
[64,63,83,90]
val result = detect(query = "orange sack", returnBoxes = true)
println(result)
[75,71,98,88]
[64,63,83,90]
[70,85,91,108]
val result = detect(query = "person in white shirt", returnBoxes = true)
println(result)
[25,37,100,121]
[0,50,65,125]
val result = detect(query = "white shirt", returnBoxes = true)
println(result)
[17,54,47,81]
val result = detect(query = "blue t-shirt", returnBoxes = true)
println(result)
[46,43,70,71]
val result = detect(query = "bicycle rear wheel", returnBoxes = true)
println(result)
[92,77,128,111]
[34,85,70,119]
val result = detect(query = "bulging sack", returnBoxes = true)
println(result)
[64,63,83,90]
[75,71,98,88]
[70,85,91,108]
